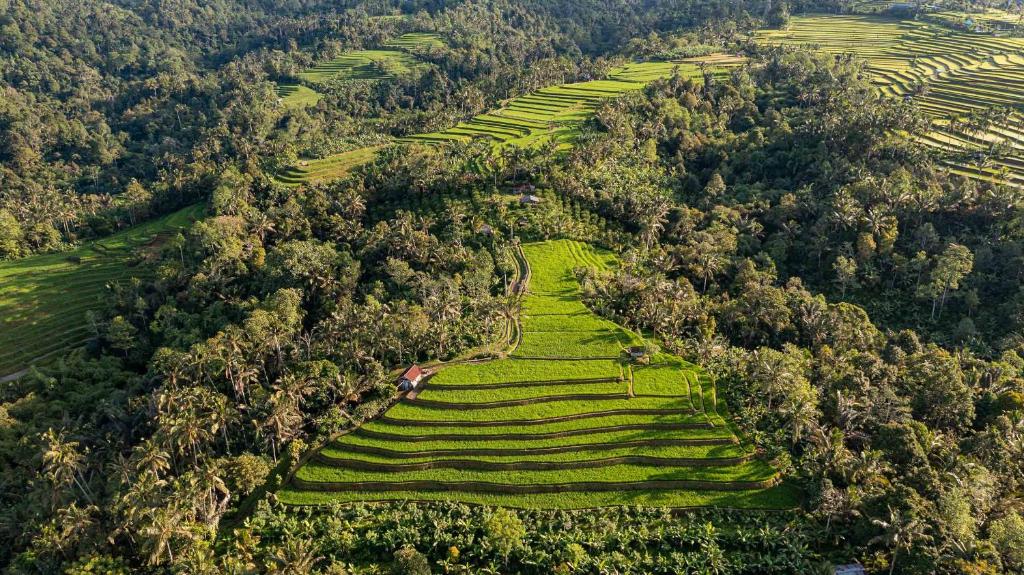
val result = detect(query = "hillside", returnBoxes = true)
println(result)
[757,14,1024,187]
[0,205,202,378]
[284,239,794,509]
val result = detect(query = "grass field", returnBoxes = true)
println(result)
[0,205,204,378]
[275,83,322,109]
[273,146,383,186]
[756,14,1024,188]
[281,239,791,509]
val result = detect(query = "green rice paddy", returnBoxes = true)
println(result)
[281,239,791,509]
[757,14,1024,188]
[0,205,204,377]
[275,33,446,108]
[277,54,745,185]
[403,56,743,151]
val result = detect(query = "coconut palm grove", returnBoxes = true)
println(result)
[3,0,1024,573]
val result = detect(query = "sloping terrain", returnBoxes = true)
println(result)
[282,240,793,509]
[757,15,1024,187]
[277,55,744,185]
[276,33,446,108]
[0,205,203,378]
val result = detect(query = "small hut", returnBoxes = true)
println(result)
[833,565,866,575]
[397,365,424,391]
[628,346,650,364]
[519,194,542,206]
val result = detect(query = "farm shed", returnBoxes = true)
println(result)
[398,365,424,391]
[519,194,542,205]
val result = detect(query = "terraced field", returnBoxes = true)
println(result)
[403,57,744,150]
[276,33,446,108]
[383,32,445,53]
[282,239,793,509]
[275,83,322,109]
[757,15,1024,187]
[274,146,383,186]
[0,205,203,378]
[276,55,745,186]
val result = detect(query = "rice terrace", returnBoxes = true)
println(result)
[283,240,794,509]
[277,55,745,185]
[756,13,1024,187]
[7,0,1024,570]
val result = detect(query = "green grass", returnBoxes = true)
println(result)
[0,205,204,376]
[279,482,801,510]
[429,358,622,385]
[295,460,778,485]
[384,32,446,53]
[298,50,424,84]
[273,146,383,186]
[275,83,322,108]
[285,240,788,509]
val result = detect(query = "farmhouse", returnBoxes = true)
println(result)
[397,364,424,391]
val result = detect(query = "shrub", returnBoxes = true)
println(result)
[392,546,431,575]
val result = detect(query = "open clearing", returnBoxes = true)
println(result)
[0,205,203,377]
[281,239,794,509]
[757,14,1024,188]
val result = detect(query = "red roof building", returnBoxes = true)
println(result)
[398,364,424,391]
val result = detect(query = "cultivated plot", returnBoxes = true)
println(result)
[0,205,203,377]
[282,240,791,509]
[757,14,1024,187]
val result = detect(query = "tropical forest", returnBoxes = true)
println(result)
[2,0,1024,573]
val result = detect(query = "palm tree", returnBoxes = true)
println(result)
[132,438,171,477]
[870,505,932,575]
[142,507,193,565]
[266,538,320,575]
[41,428,93,503]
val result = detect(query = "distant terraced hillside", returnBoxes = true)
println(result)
[0,205,203,378]
[282,239,794,509]
[403,56,744,150]
[276,55,745,186]
[757,14,1024,188]
[276,33,446,108]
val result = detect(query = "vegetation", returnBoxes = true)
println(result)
[756,14,1024,188]
[0,205,202,377]
[284,240,790,509]
[4,0,1024,573]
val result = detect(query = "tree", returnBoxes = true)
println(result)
[833,256,858,298]
[0,208,24,259]
[107,316,138,356]
[40,428,93,504]
[870,505,931,575]
[989,511,1024,571]
[392,546,431,575]
[921,243,974,320]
